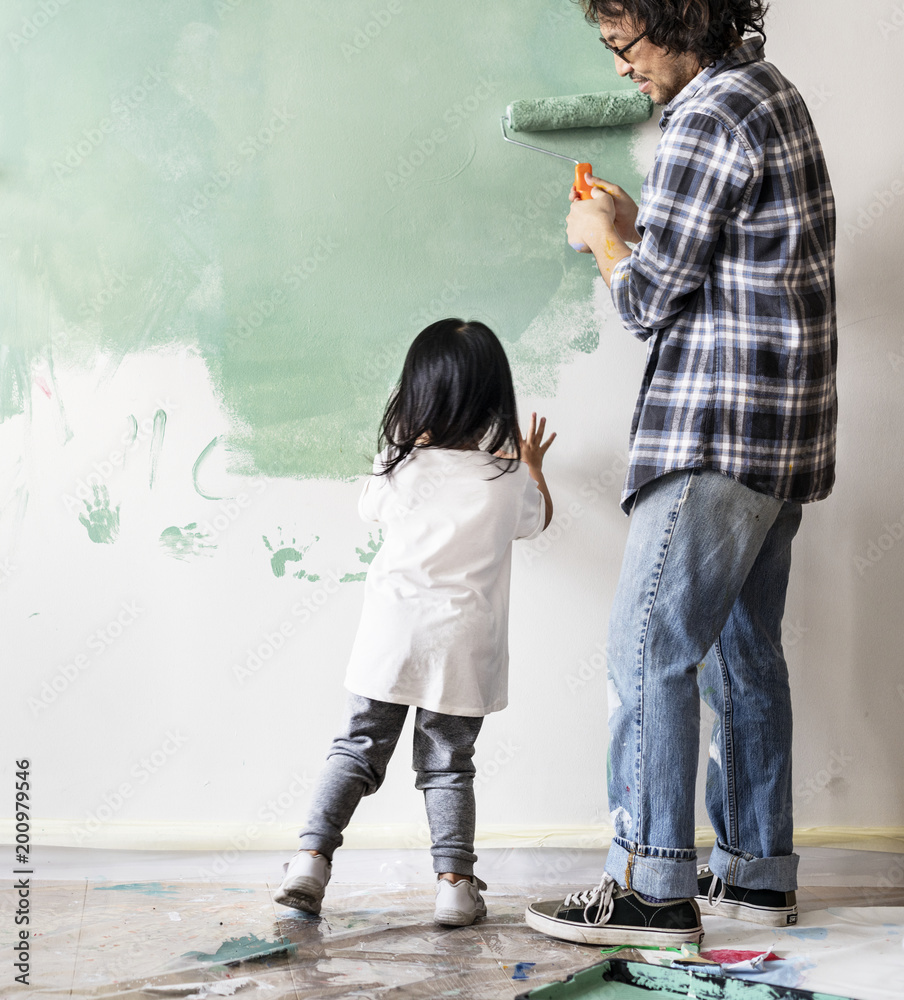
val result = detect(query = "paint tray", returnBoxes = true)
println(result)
[516,958,855,1000]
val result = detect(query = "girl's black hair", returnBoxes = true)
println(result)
[377,319,521,477]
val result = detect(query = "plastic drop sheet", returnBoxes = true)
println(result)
[2,878,902,999]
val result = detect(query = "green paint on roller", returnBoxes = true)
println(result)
[507,90,653,132]
[183,933,295,966]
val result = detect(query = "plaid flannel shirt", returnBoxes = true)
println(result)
[610,36,837,513]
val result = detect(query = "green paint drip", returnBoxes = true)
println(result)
[148,408,166,489]
[340,571,367,583]
[78,485,120,544]
[183,934,295,965]
[124,414,139,457]
[159,523,216,560]
[192,435,233,500]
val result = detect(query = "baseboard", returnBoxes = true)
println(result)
[2,820,903,854]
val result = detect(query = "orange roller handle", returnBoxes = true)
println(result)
[574,162,594,200]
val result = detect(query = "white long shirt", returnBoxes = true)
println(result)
[344,448,546,717]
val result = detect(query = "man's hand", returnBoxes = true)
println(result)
[565,174,634,287]
[569,173,641,244]
[566,186,618,253]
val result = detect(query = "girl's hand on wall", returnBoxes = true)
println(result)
[519,412,556,473]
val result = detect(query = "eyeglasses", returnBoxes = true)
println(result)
[599,28,649,60]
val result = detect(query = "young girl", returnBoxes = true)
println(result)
[275,318,554,926]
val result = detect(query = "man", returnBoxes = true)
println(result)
[526,0,837,946]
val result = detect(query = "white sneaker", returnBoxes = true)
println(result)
[434,876,488,926]
[273,851,331,913]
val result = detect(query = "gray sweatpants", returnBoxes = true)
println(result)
[299,693,484,875]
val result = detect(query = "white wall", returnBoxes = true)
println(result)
[3,0,904,859]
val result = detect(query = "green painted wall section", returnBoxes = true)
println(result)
[2,0,643,479]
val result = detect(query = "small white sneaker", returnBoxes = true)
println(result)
[273,851,331,913]
[434,876,488,926]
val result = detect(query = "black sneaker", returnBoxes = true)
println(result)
[696,865,798,926]
[525,874,703,947]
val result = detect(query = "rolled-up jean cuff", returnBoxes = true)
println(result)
[709,842,799,891]
[605,838,699,900]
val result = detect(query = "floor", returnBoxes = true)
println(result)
[3,847,903,999]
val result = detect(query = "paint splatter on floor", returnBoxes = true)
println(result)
[78,484,121,544]
[183,933,295,965]
[94,881,180,896]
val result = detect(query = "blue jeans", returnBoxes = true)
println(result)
[605,469,803,899]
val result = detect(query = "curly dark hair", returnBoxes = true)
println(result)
[579,0,769,66]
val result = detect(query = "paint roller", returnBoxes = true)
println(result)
[500,90,653,198]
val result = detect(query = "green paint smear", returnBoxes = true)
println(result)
[339,530,383,582]
[160,522,216,560]
[2,2,642,480]
[78,484,120,544]
[95,882,179,896]
[184,933,295,965]
[263,530,319,579]
[355,530,383,565]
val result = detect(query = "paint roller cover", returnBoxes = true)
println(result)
[507,90,653,131]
